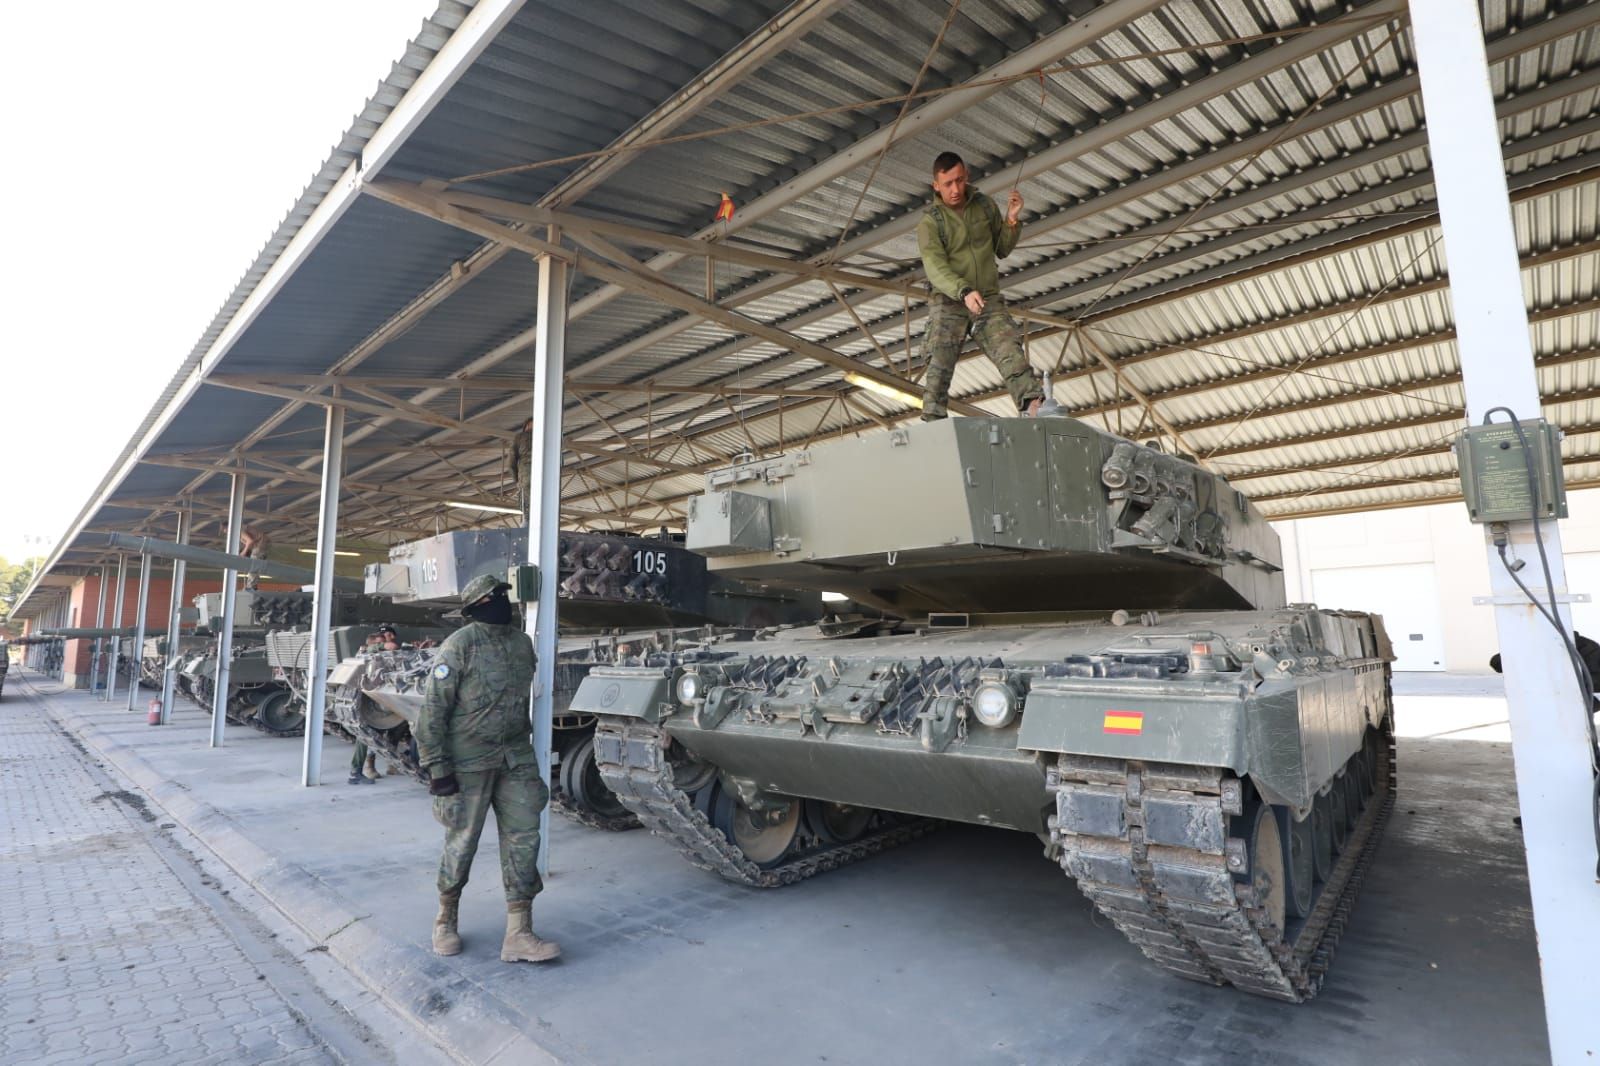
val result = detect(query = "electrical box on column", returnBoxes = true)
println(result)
[1455,418,1567,523]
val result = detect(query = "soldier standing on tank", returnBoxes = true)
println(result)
[239,525,271,591]
[416,574,560,963]
[916,151,1044,421]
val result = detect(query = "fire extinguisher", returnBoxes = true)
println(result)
[147,698,163,726]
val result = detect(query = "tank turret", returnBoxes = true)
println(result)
[687,416,1282,616]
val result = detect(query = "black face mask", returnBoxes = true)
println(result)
[464,592,514,626]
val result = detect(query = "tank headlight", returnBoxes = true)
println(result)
[676,671,701,704]
[971,682,1017,728]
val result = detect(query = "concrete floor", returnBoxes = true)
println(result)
[15,671,1549,1065]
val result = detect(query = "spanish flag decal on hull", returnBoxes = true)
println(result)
[1102,710,1145,735]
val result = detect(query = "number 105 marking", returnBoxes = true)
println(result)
[632,549,667,575]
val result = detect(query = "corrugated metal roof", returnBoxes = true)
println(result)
[18,0,1600,617]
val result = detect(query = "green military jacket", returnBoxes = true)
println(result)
[415,621,537,778]
[916,187,1020,301]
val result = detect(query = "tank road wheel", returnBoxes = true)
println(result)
[559,736,630,823]
[1311,792,1336,881]
[711,789,801,868]
[1355,735,1379,808]
[1344,765,1366,824]
[257,691,304,734]
[1328,779,1349,854]
[1242,804,1287,936]
[803,799,873,845]
[1277,807,1315,919]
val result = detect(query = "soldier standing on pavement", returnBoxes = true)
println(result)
[416,574,560,963]
[916,151,1044,420]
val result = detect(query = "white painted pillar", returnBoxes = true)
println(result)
[527,228,566,875]
[90,564,109,692]
[106,553,127,701]
[1410,3,1599,1061]
[211,473,246,747]
[301,404,345,786]
[127,555,153,713]
[158,509,191,725]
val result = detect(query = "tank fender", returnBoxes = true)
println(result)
[1016,679,1248,772]
[570,666,673,723]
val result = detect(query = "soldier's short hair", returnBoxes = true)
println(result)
[932,151,965,177]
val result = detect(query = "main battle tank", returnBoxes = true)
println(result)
[248,593,446,736]
[571,414,1395,1002]
[164,592,317,734]
[329,529,822,829]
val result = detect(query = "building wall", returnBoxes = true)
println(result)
[62,574,223,690]
[1274,487,1600,673]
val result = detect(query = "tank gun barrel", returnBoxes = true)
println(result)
[41,625,169,639]
[101,534,362,592]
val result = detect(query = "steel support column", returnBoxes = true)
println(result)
[211,474,246,747]
[158,509,191,725]
[1410,3,1599,1061]
[301,404,345,786]
[126,555,153,713]
[106,553,127,701]
[526,230,566,875]
[90,564,109,693]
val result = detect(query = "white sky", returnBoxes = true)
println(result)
[0,0,438,564]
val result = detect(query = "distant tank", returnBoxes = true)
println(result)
[248,592,443,732]
[572,415,1394,1002]
[329,529,822,829]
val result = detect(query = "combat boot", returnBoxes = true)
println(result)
[432,893,462,956]
[500,901,561,963]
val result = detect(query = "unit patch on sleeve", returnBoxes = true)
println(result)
[433,664,451,680]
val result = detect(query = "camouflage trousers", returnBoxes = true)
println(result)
[433,761,549,903]
[920,295,1041,419]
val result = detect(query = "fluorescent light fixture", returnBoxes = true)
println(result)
[844,371,923,409]
[446,500,525,516]
[821,591,849,602]
[297,548,360,558]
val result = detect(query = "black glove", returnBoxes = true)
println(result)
[429,773,460,797]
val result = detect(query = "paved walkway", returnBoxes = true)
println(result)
[0,671,445,1066]
[5,667,1552,1065]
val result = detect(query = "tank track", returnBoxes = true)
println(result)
[593,716,937,887]
[333,703,639,830]
[1053,703,1395,1002]
[185,685,305,738]
[341,720,431,784]
[225,705,304,739]
[549,780,640,832]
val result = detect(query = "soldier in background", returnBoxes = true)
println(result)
[349,627,403,784]
[508,418,534,508]
[916,150,1043,421]
[416,574,559,963]
[239,525,271,591]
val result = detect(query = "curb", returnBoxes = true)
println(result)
[32,678,565,1066]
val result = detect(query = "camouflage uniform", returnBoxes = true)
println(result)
[915,187,1041,419]
[415,581,545,903]
[508,424,533,503]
